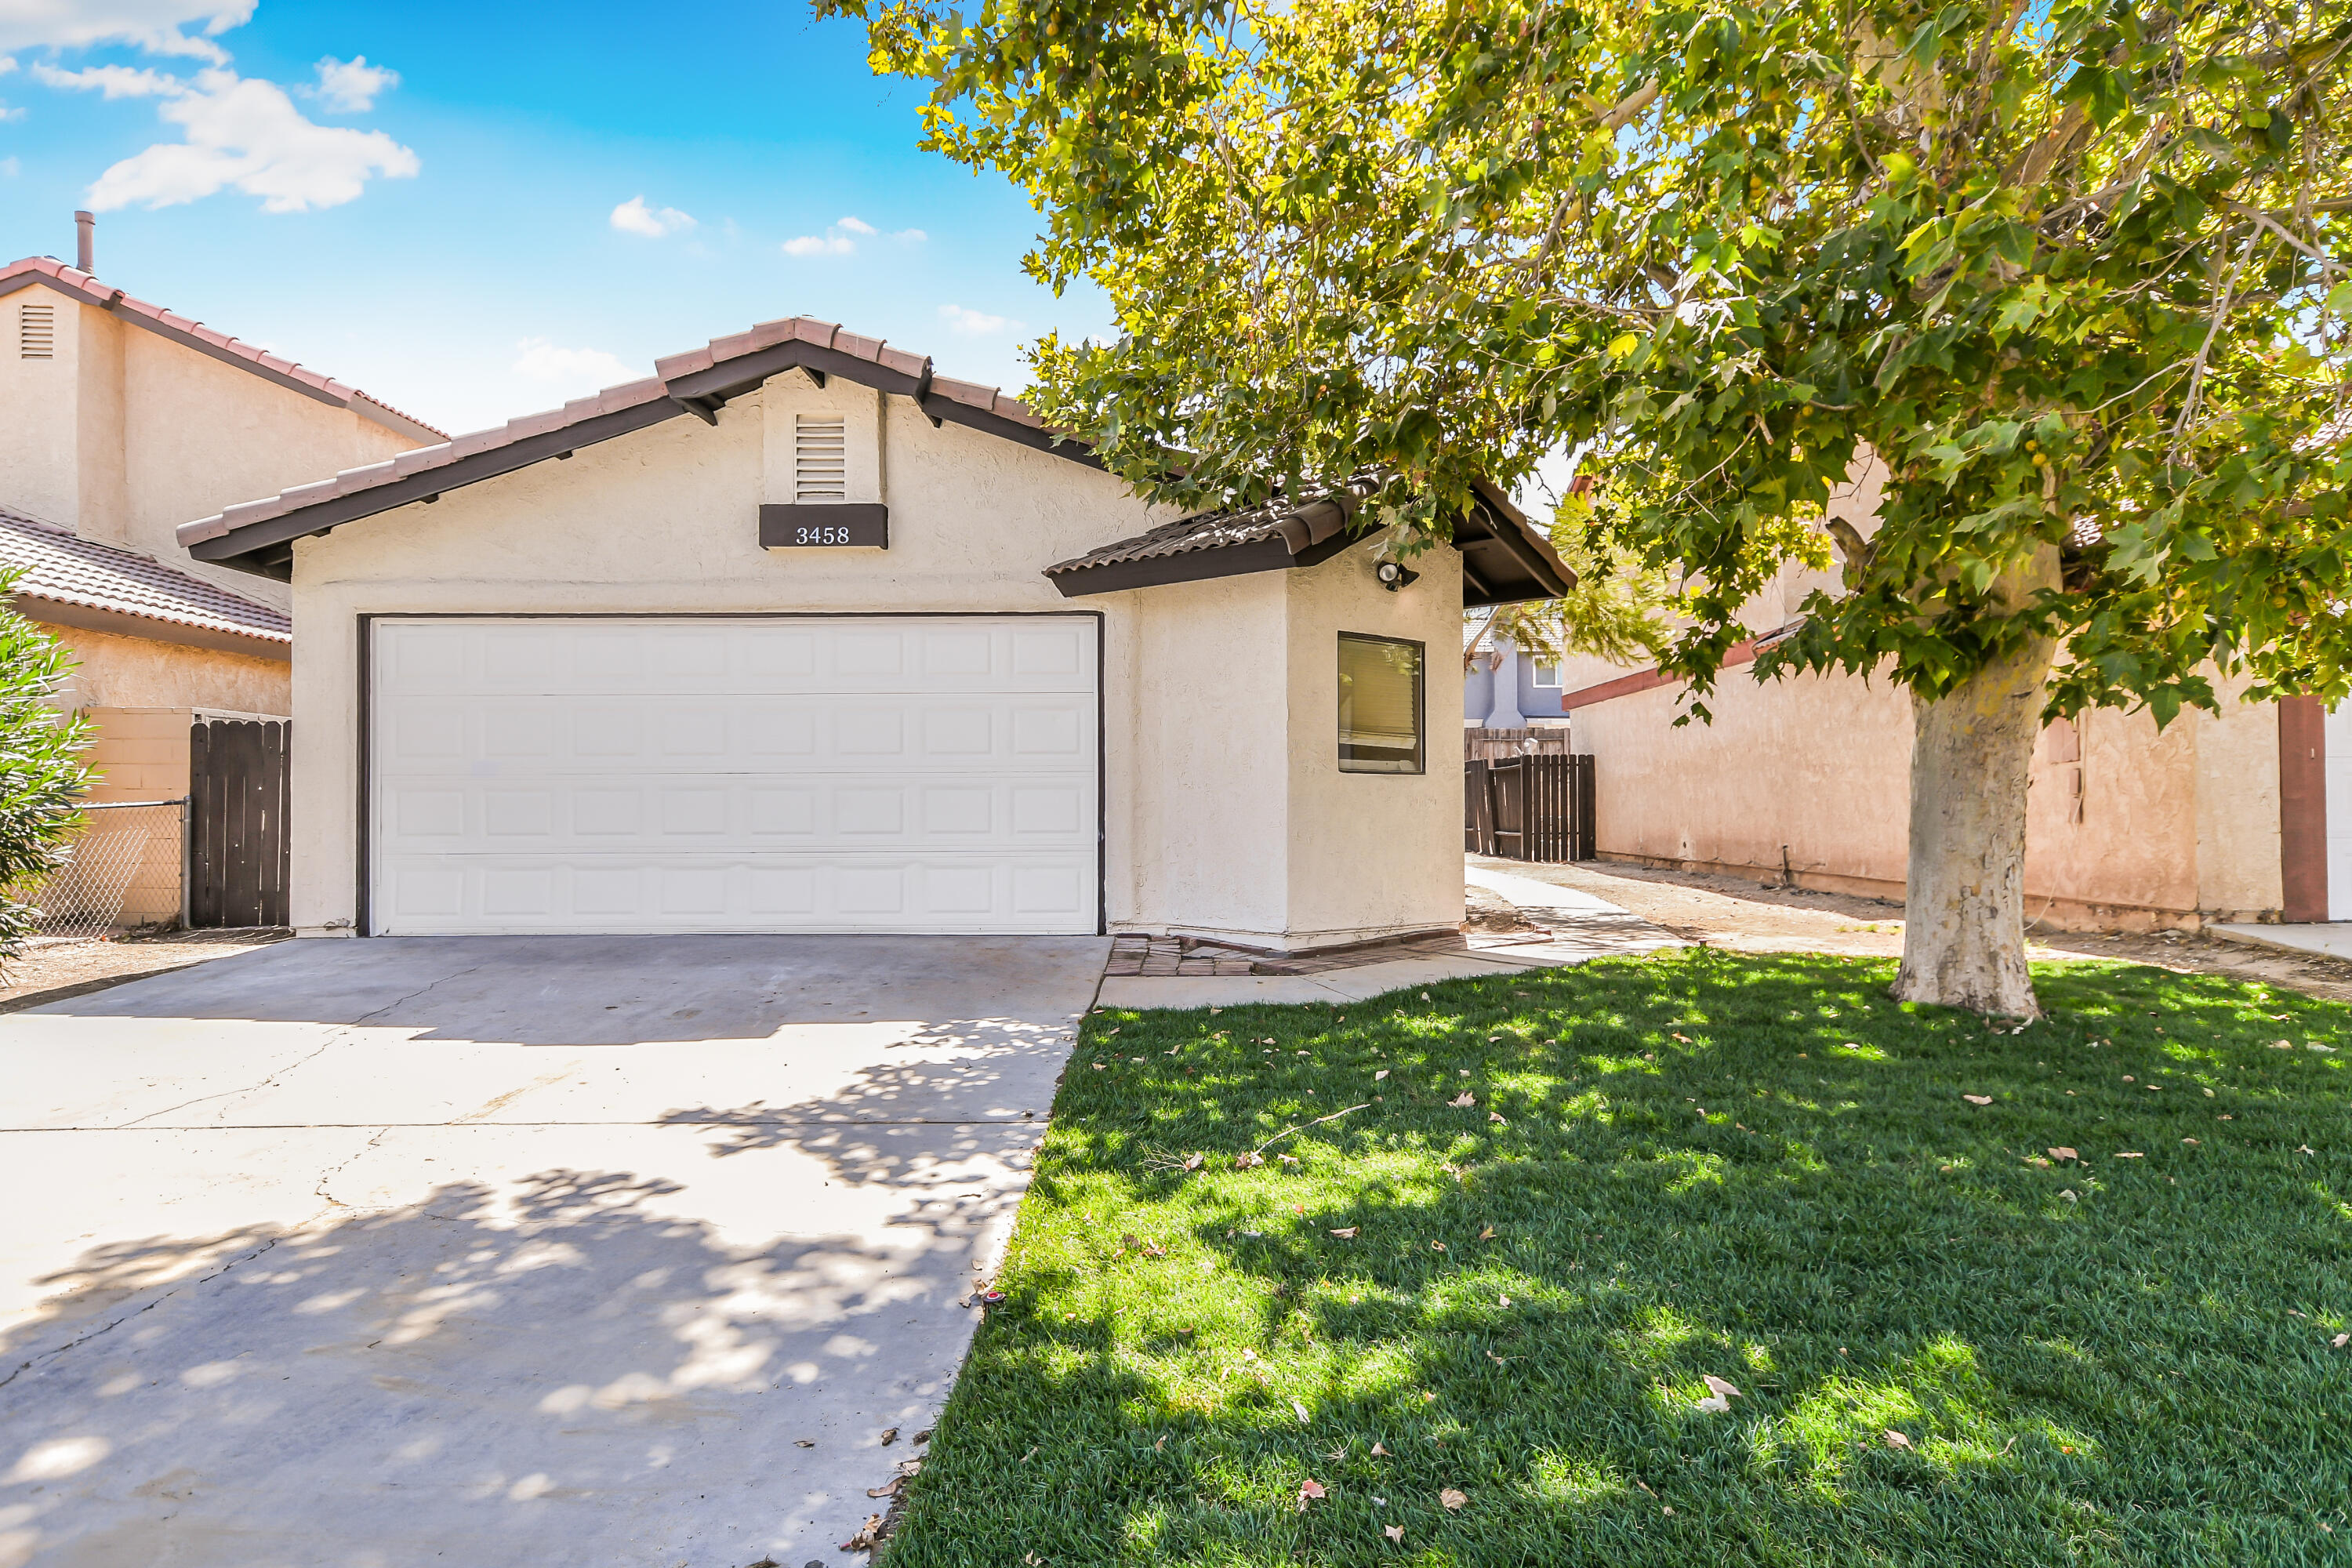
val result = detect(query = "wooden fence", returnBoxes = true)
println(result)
[1465,753,1595,862]
[189,716,291,928]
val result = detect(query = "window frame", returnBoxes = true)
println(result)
[1336,630,1427,775]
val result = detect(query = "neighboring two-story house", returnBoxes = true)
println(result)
[1,216,438,924]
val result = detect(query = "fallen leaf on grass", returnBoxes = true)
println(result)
[2332,1334,2349,1348]
[1330,1226,1359,1239]
[1430,1240,1448,1253]
[1182,1153,1203,1171]
[2049,1146,2078,1161]
[2182,1137,2200,1145]
[1489,1111,1507,1124]
[1375,1069,1390,1080]
[1297,1478,1326,1509]
[1883,1430,1912,1450]
[1292,1399,1312,1424]
[1672,1033,1693,1043]
[1439,1487,1468,1512]
[1450,1092,1476,1108]
[1235,1152,1265,1169]
[1962,1094,1994,1105]
[1385,1524,1406,1543]
[1371,1442,1390,1456]
[841,1513,884,1551]
[2114,1151,2143,1159]
[1479,1226,1497,1240]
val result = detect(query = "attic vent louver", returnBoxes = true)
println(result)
[793,414,848,500]
[19,303,56,360]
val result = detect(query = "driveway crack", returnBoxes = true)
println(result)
[107,964,489,1130]
[0,1234,282,1392]
[314,1127,390,1208]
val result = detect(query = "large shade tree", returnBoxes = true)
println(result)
[829,0,2352,1016]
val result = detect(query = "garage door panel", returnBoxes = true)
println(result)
[379,774,1073,851]
[376,619,1095,699]
[373,696,1098,776]
[375,851,1097,934]
[371,616,1098,935]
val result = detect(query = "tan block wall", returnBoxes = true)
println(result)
[78,706,191,927]
[43,621,291,715]
[1576,663,2284,928]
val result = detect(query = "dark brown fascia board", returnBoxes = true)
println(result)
[188,397,684,571]
[1047,528,1368,598]
[13,593,292,661]
[0,271,434,442]
[663,338,1105,470]
[1048,535,1298,596]
[190,338,1106,575]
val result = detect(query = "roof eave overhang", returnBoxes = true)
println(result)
[187,340,1104,576]
[13,593,292,661]
[1048,481,1575,607]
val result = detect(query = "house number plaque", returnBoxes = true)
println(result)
[758,503,890,550]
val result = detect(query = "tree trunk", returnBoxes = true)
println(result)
[1893,547,2060,1018]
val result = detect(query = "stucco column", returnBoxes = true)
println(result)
[1483,637,1526,729]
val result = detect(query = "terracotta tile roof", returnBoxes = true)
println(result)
[0,503,291,644]
[1044,478,1377,577]
[0,256,445,443]
[180,314,1054,551]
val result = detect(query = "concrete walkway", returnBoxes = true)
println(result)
[1094,865,1677,1010]
[2212,922,2352,961]
[0,935,1106,1568]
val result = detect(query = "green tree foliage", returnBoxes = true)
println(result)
[0,572,91,960]
[832,0,2352,1013]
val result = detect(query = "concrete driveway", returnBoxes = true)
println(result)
[0,935,1107,1568]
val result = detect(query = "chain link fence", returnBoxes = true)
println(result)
[13,800,187,943]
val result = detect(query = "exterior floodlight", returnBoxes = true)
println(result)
[1374,560,1419,591]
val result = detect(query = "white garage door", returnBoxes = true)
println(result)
[368,615,1099,935]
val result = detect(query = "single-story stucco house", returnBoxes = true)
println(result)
[177,316,1569,948]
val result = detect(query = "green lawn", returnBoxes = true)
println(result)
[882,951,2352,1566]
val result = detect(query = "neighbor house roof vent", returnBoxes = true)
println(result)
[793,413,848,500]
[19,303,55,360]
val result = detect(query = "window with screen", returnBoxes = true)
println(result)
[1338,633,1425,774]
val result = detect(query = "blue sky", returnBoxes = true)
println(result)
[0,0,1109,436]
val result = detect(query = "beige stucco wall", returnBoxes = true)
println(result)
[1284,538,1464,945]
[1575,659,2285,927]
[39,621,291,715]
[0,285,423,609]
[285,372,1459,946]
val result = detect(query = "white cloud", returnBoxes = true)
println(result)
[512,337,631,392]
[308,55,395,113]
[893,227,927,243]
[85,67,419,212]
[939,303,1020,336]
[0,101,25,122]
[835,215,877,236]
[0,154,18,174]
[782,230,855,257]
[0,1,254,63]
[31,62,182,96]
[610,194,694,238]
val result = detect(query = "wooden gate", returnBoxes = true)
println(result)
[189,716,291,928]
[1465,753,1594,862]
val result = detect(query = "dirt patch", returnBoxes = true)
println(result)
[1473,856,2352,1004]
[0,929,290,1014]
